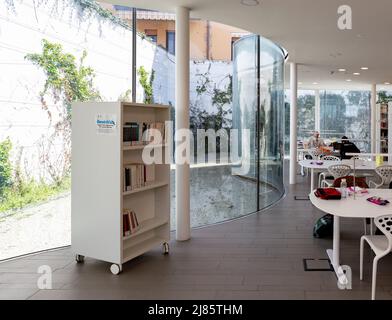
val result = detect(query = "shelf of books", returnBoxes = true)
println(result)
[72,102,170,275]
[376,102,392,156]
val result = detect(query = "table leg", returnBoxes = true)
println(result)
[326,216,351,290]
[310,168,315,192]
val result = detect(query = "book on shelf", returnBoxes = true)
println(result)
[123,164,154,192]
[123,209,140,237]
[123,121,167,146]
[123,122,140,146]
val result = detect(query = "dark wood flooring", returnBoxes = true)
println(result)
[1,168,392,300]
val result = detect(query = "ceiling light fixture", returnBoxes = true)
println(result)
[346,79,352,82]
[313,82,318,85]
[338,68,346,72]
[240,0,260,6]
[385,82,391,85]
[360,67,369,70]
[353,72,360,75]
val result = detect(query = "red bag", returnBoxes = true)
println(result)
[314,188,342,200]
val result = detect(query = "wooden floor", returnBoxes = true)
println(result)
[1,169,392,300]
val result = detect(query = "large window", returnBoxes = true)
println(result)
[0,1,285,260]
[166,31,176,55]
[284,90,316,155]
[0,0,136,260]
[320,90,371,152]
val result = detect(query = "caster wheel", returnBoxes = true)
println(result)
[75,254,85,263]
[163,242,169,255]
[110,264,122,275]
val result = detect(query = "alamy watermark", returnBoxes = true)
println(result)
[337,5,352,30]
[141,121,252,175]
[37,265,52,290]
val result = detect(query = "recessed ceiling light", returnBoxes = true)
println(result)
[346,79,352,82]
[361,67,369,70]
[240,0,259,6]
[338,68,346,72]
[385,82,391,85]
[313,82,318,85]
[353,72,360,75]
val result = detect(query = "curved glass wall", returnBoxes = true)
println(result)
[233,35,285,211]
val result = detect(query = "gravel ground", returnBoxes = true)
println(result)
[0,193,71,261]
[0,166,281,261]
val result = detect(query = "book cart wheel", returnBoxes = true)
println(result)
[110,264,122,275]
[163,242,170,255]
[75,254,85,263]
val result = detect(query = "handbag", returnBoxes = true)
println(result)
[314,188,342,200]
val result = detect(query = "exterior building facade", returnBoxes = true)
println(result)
[99,3,249,61]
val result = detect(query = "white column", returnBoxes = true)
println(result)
[371,84,377,155]
[289,62,298,185]
[315,89,320,132]
[175,7,191,241]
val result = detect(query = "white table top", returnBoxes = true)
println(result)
[299,159,377,170]
[309,189,392,218]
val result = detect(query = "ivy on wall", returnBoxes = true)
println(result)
[25,39,100,183]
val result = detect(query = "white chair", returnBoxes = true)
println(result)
[369,165,392,189]
[307,149,323,160]
[360,214,392,300]
[318,156,341,187]
[320,164,351,187]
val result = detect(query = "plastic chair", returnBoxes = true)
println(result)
[318,156,341,187]
[307,149,323,160]
[360,214,392,300]
[369,165,392,189]
[320,164,351,187]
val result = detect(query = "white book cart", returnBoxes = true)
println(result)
[72,102,170,274]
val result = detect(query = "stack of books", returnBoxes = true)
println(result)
[123,209,140,237]
[124,164,154,192]
[123,121,166,146]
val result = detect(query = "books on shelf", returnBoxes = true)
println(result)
[123,121,167,146]
[123,209,140,237]
[124,164,154,192]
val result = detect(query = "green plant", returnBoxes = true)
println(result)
[0,138,12,198]
[0,176,71,213]
[25,39,100,119]
[138,66,155,104]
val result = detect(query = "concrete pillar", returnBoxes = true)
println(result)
[371,84,377,154]
[175,7,191,241]
[289,62,298,185]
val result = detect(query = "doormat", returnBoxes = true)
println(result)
[303,258,333,272]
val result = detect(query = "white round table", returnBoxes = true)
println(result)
[309,189,392,289]
[300,159,377,192]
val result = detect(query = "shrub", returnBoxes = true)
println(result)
[0,138,12,198]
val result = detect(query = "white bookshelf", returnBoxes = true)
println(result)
[71,102,171,274]
[376,102,392,155]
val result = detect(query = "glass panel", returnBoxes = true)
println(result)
[0,1,134,260]
[259,37,285,202]
[284,90,316,155]
[320,90,371,152]
[231,35,258,215]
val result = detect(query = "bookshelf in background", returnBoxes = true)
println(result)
[376,102,392,157]
[72,102,170,275]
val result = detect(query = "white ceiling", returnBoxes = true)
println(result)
[106,0,392,91]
